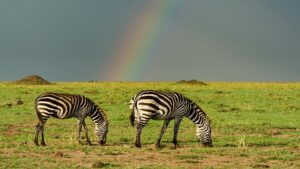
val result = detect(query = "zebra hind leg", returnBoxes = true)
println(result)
[34,123,40,146]
[135,123,146,148]
[156,119,171,148]
[34,122,43,146]
[41,124,46,146]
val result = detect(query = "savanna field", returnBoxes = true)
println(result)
[0,81,299,169]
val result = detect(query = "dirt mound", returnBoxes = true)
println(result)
[15,75,50,85]
[176,79,208,86]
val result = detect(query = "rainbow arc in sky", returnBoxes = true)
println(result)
[101,0,177,81]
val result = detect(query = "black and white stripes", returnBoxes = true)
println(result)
[34,93,108,146]
[130,90,212,148]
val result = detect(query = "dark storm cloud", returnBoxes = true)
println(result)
[0,0,145,81]
[0,0,299,81]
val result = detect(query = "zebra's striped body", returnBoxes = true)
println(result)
[130,90,212,148]
[34,93,108,146]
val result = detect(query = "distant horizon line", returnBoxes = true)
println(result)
[1,75,299,83]
[1,80,299,83]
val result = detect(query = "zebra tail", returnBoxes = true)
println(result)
[130,98,138,127]
[130,109,135,127]
[130,93,142,127]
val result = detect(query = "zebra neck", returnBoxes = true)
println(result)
[187,104,206,125]
[89,106,108,126]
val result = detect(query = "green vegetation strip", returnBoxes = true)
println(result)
[0,82,299,168]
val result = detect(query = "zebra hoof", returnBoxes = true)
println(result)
[41,142,46,146]
[171,143,180,149]
[135,143,141,148]
[99,140,106,146]
[34,139,39,146]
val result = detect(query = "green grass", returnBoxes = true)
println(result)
[0,82,300,168]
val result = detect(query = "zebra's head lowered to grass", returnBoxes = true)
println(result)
[94,121,108,145]
[89,104,109,145]
[195,117,212,147]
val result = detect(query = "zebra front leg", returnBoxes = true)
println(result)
[172,118,182,148]
[82,120,91,145]
[77,120,83,144]
[156,119,171,148]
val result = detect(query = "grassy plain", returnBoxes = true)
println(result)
[0,82,299,168]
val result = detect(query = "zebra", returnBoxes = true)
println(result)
[34,92,109,146]
[130,90,212,148]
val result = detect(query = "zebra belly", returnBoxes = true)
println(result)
[153,110,175,120]
[38,109,70,119]
[37,104,71,119]
[57,112,72,119]
[49,110,72,119]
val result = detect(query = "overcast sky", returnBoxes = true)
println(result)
[0,0,299,82]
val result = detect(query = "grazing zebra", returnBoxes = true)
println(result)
[130,90,212,148]
[34,93,108,146]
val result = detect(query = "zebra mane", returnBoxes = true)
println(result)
[85,97,108,125]
[184,96,210,124]
[95,104,109,124]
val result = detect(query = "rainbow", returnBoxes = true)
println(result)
[101,0,178,81]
